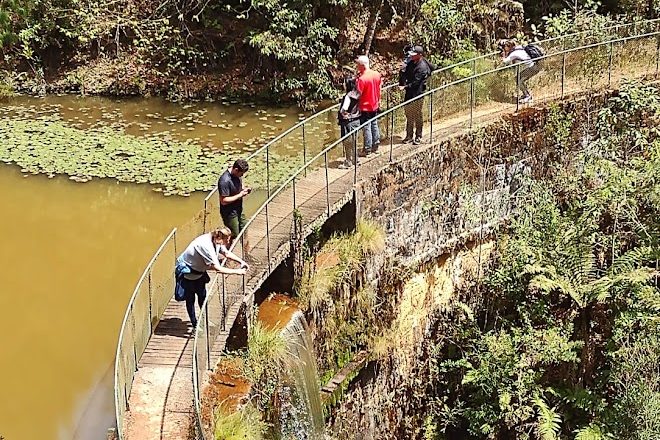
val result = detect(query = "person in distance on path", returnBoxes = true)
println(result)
[355,55,382,156]
[337,76,361,169]
[399,45,433,145]
[218,158,251,251]
[500,39,541,104]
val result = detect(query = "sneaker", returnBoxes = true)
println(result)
[373,143,380,152]
[413,137,421,145]
[402,136,414,143]
[519,95,533,104]
[338,162,351,169]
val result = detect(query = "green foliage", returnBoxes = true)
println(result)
[419,84,660,439]
[456,326,579,437]
[240,0,338,104]
[214,403,267,440]
[535,1,615,40]
[295,220,385,377]
[574,424,614,440]
[535,396,562,440]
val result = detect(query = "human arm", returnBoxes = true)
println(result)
[221,246,249,269]
[220,188,250,205]
[211,263,247,275]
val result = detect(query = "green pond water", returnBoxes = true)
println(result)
[0,94,331,440]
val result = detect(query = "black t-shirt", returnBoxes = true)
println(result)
[218,169,243,217]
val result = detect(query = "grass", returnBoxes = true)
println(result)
[296,220,385,317]
[242,320,289,384]
[214,403,266,440]
[0,81,14,101]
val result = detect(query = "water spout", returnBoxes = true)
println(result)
[278,310,325,439]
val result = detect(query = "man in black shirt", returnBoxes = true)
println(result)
[218,159,251,239]
[399,45,432,145]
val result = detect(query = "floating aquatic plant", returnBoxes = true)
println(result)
[0,116,304,195]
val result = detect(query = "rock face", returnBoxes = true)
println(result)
[320,93,611,438]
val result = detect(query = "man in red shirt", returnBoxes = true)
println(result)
[355,55,382,155]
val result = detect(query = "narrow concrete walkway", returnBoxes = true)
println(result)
[122,52,658,439]
[122,98,515,439]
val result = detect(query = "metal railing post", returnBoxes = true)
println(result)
[204,300,211,371]
[240,234,246,295]
[515,64,520,112]
[148,271,153,331]
[292,176,297,210]
[389,109,394,162]
[561,52,566,99]
[353,134,358,185]
[470,59,476,129]
[202,199,208,233]
[656,34,660,78]
[173,228,177,259]
[130,306,138,371]
[266,144,271,197]
[608,41,613,88]
[221,276,226,331]
[324,151,330,217]
[429,90,434,144]
[302,123,307,177]
[469,75,475,129]
[265,203,271,271]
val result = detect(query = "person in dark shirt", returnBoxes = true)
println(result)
[218,159,251,239]
[399,45,433,145]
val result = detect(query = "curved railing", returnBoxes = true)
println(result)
[191,26,660,439]
[113,17,660,440]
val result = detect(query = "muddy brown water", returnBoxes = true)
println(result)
[0,95,319,440]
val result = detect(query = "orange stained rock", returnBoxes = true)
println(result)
[257,293,300,332]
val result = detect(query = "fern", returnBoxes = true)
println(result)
[574,423,614,440]
[534,396,562,440]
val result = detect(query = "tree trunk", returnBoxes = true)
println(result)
[362,0,384,55]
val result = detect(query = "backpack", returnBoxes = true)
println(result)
[524,43,545,61]
[337,93,359,125]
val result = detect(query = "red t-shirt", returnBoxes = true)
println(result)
[356,69,382,112]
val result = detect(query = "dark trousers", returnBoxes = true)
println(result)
[181,275,208,326]
[517,64,542,97]
[340,119,360,165]
[405,96,424,139]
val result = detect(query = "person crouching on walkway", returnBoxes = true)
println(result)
[501,39,540,104]
[399,45,432,145]
[355,55,382,156]
[337,77,361,169]
[176,227,249,328]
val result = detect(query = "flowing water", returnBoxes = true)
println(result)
[0,94,321,440]
[279,311,325,439]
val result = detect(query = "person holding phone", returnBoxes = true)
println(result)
[218,159,251,240]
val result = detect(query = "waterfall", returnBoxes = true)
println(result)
[278,310,325,439]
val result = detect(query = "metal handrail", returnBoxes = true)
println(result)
[204,17,660,200]
[114,17,660,440]
[113,227,176,440]
[191,27,660,439]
